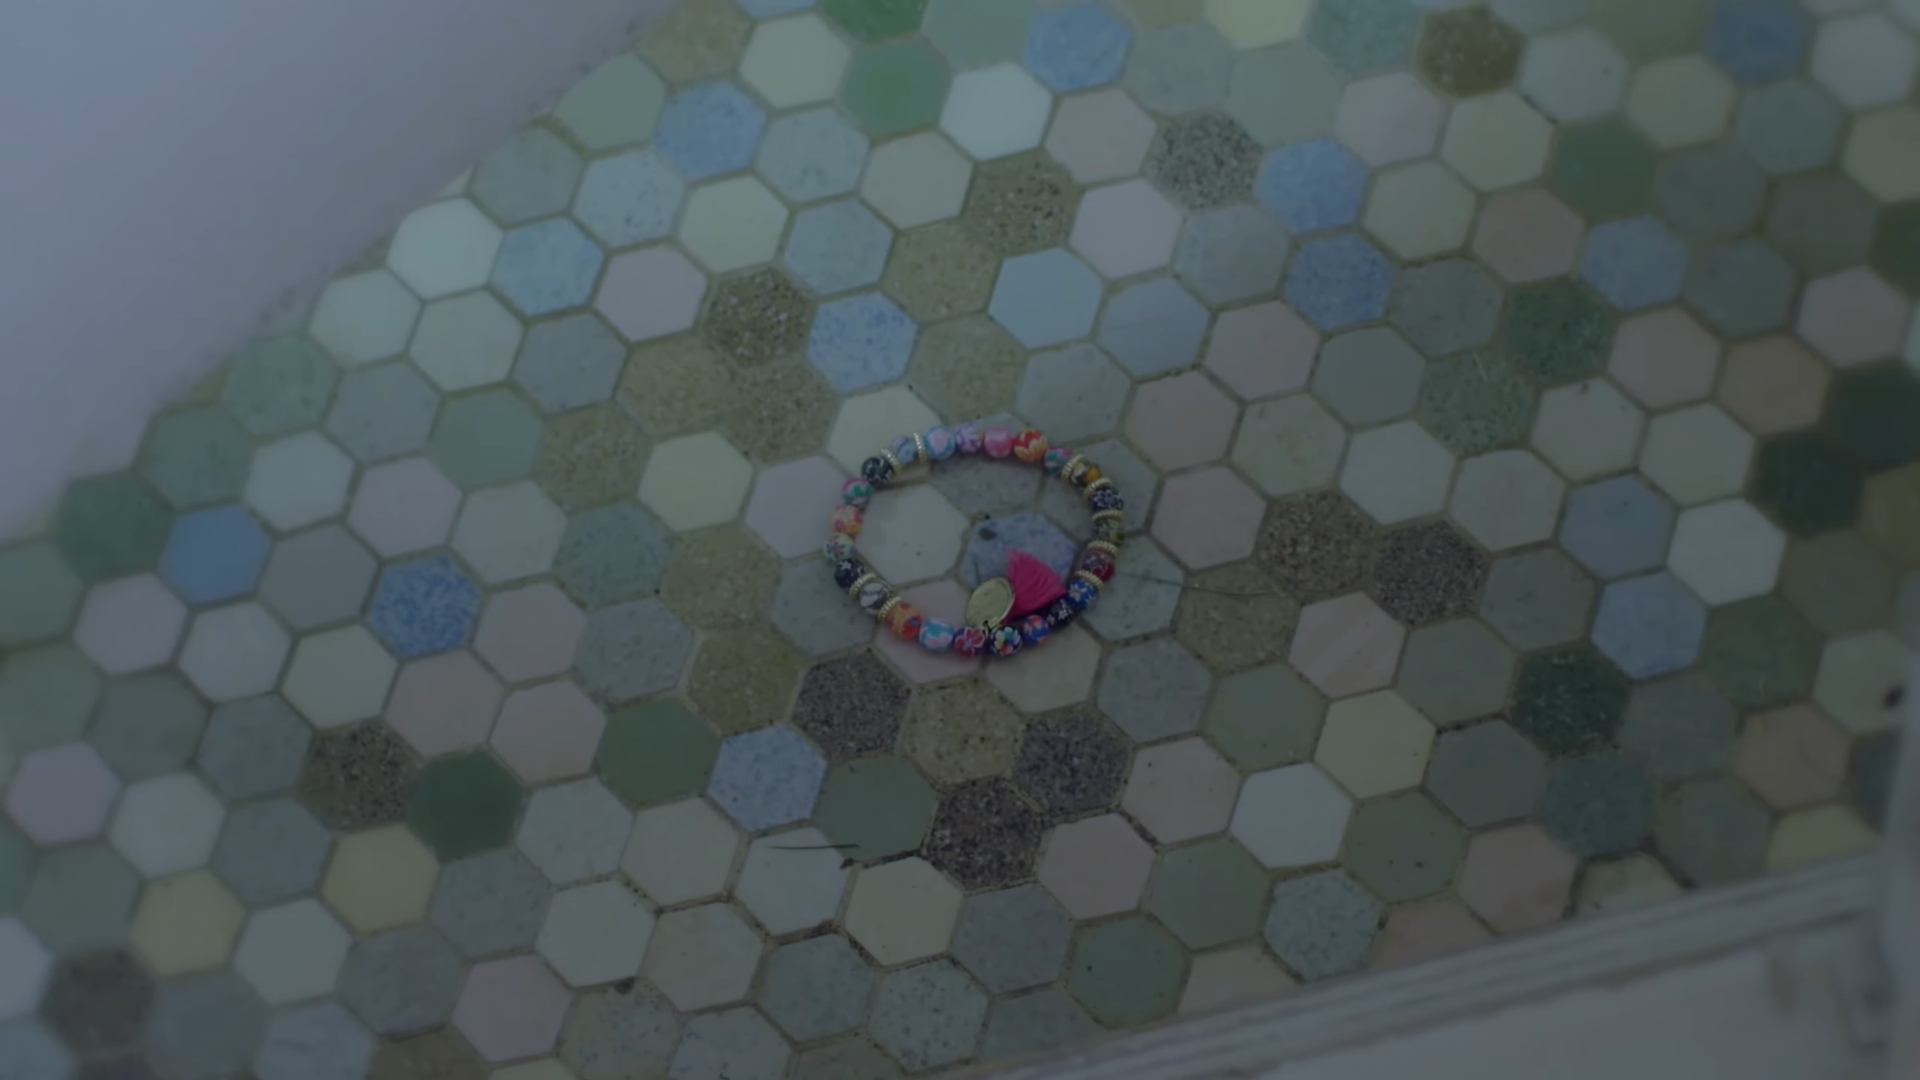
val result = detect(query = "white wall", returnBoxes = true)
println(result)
[0,0,673,537]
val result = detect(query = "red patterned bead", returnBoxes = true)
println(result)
[829,505,862,536]
[884,601,925,641]
[1011,429,1049,464]
[952,625,990,657]
[1079,548,1115,582]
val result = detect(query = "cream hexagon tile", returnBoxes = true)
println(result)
[1363,162,1474,261]
[1229,763,1352,869]
[1232,395,1346,498]
[1767,804,1880,871]
[1122,738,1239,844]
[233,898,352,1005]
[743,456,848,560]
[108,773,224,877]
[873,579,982,684]
[535,880,656,988]
[0,919,51,1019]
[310,269,421,366]
[1575,854,1681,917]
[620,798,742,907]
[451,482,568,583]
[941,63,1053,161]
[245,432,355,531]
[1334,73,1444,167]
[490,682,605,784]
[73,574,186,676]
[1812,631,1908,734]
[1471,189,1583,284]
[1071,180,1184,280]
[739,15,850,108]
[385,650,504,757]
[1843,106,1920,202]
[1624,55,1736,149]
[1203,0,1311,47]
[844,857,963,965]
[986,625,1100,712]
[1608,308,1720,409]
[1637,404,1755,506]
[1314,690,1435,799]
[1339,421,1456,526]
[826,387,941,473]
[179,602,291,703]
[857,484,969,583]
[321,824,440,933]
[861,132,974,229]
[1205,301,1319,401]
[348,458,463,558]
[1449,450,1565,552]
[680,177,789,272]
[387,199,504,300]
[1718,337,1832,436]
[1667,500,1785,606]
[641,903,763,1010]
[1044,88,1155,185]
[1517,28,1627,121]
[1289,594,1405,699]
[1180,946,1296,1015]
[638,433,755,533]
[281,626,398,729]
[1130,372,1239,472]
[735,826,851,936]
[596,247,708,343]
[1797,268,1909,368]
[1154,468,1266,571]
[473,584,586,684]
[1036,814,1153,919]
[1810,13,1918,109]
[1440,91,1553,192]
[1529,378,1644,482]
[128,871,245,976]
[411,292,524,391]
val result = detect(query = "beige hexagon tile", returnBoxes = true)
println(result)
[742,456,848,560]
[641,903,763,1010]
[535,880,656,988]
[1449,451,1565,552]
[1456,825,1578,935]
[680,177,789,272]
[473,584,586,685]
[1529,379,1643,482]
[1638,404,1755,506]
[1812,631,1907,734]
[349,458,464,558]
[1314,690,1435,798]
[232,898,352,1005]
[1842,106,1920,201]
[1766,804,1879,871]
[491,682,605,784]
[1440,91,1553,191]
[1123,738,1239,844]
[844,857,963,965]
[1289,594,1405,698]
[385,650,504,757]
[451,482,568,583]
[861,132,974,229]
[321,823,440,933]
[1471,189,1582,284]
[596,248,707,344]
[1796,268,1909,368]
[1666,500,1785,606]
[1608,308,1720,409]
[1229,763,1352,869]
[1128,373,1239,472]
[1575,854,1682,917]
[1717,337,1831,435]
[1623,55,1735,149]
[874,580,982,684]
[1071,180,1184,279]
[73,575,187,675]
[1232,394,1346,498]
[620,798,741,907]
[986,624,1099,710]
[1339,421,1455,525]
[1152,468,1266,572]
[281,626,398,730]
[128,871,245,976]
[1179,944,1296,1014]
[1203,0,1310,47]
[1736,705,1850,811]
[857,484,969,583]
[1373,898,1494,967]
[1204,302,1319,401]
[738,14,849,107]
[1363,161,1475,261]
[826,387,941,473]
[638,433,755,532]
[1036,814,1155,919]
[735,827,851,936]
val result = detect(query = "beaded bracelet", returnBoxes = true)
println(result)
[822,422,1124,660]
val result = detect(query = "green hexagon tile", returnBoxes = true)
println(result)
[1,0,1918,1076]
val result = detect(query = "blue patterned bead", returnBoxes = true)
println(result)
[1089,487,1124,512]
[989,625,1024,657]
[1018,614,1050,646]
[832,558,867,589]
[860,456,894,485]
[919,619,957,652]
[889,435,920,466]
[924,426,956,460]
[1043,596,1078,629]
[1067,577,1098,610]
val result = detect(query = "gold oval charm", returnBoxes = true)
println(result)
[965,577,1015,629]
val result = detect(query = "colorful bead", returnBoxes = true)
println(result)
[1073,464,1103,488]
[954,422,984,454]
[1018,614,1050,646]
[924,426,956,460]
[890,435,921,466]
[823,534,857,562]
[989,625,1024,657]
[829,505,863,536]
[1012,429,1048,464]
[1089,487,1125,512]
[919,619,957,652]
[1079,548,1115,582]
[1042,447,1073,475]
[953,625,990,657]
[983,426,1014,458]
[857,579,892,614]
[861,456,894,485]
[1043,595,1078,629]
[1067,577,1098,609]
[1094,517,1125,544]
[841,478,873,508]
[884,601,925,641]
[832,558,867,589]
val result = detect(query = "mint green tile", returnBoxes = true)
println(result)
[1066,916,1188,1027]
[813,756,938,861]
[596,699,720,808]
[53,474,171,581]
[426,388,545,490]
[1145,838,1269,950]
[221,336,339,436]
[1549,119,1657,222]
[1590,0,1710,60]
[20,845,141,955]
[1498,279,1617,385]
[841,41,951,137]
[0,646,101,749]
[139,408,253,510]
[1415,351,1536,456]
[925,0,1036,67]
[1340,792,1467,903]
[1699,596,1820,709]
[0,542,83,646]
[408,752,525,861]
[826,0,928,41]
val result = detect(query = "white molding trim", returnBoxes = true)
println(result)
[972,855,1881,1080]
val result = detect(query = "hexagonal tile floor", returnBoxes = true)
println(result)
[1,0,1917,1076]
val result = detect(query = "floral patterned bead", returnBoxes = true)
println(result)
[983,426,1014,458]
[890,435,921,466]
[989,625,1024,657]
[823,534,856,562]
[1067,577,1098,610]
[1018,614,1050,646]
[919,619,957,652]
[1012,429,1048,464]
[924,426,956,460]
[1079,548,1115,581]
[884,602,925,641]
[1089,486,1124,512]
[861,456,894,485]
[954,422,984,454]
[832,558,867,589]
[829,505,863,536]
[953,625,990,657]
[1043,595,1078,629]
[841,478,872,508]
[1042,447,1073,475]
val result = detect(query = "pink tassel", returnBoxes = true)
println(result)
[1007,549,1067,617]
